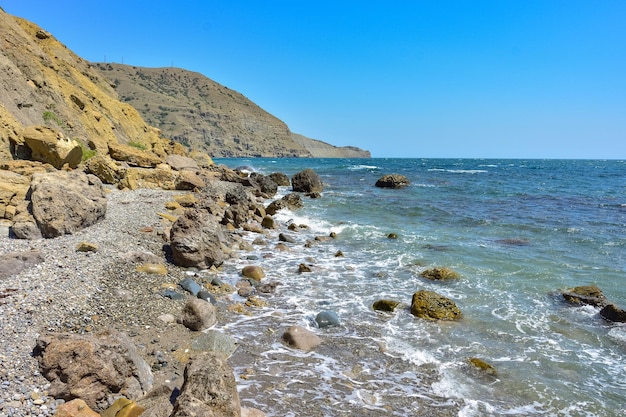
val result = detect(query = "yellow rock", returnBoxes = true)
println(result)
[174,193,198,207]
[53,399,100,417]
[101,397,145,417]
[76,241,99,252]
[157,212,178,222]
[135,263,167,275]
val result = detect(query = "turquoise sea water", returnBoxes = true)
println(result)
[214,158,626,416]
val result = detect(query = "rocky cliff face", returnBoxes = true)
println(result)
[0,12,169,158]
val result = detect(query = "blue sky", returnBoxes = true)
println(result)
[4,1,626,158]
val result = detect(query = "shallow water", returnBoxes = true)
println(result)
[213,158,626,416]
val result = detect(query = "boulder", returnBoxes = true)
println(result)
[247,173,278,197]
[0,250,44,280]
[33,331,153,412]
[265,193,303,215]
[29,171,107,238]
[166,154,200,171]
[375,174,410,189]
[468,357,497,376]
[315,310,340,328]
[268,172,290,186]
[22,126,82,169]
[171,352,241,417]
[600,304,626,323]
[54,399,100,417]
[282,326,322,351]
[261,215,275,229]
[176,169,206,190]
[420,267,460,281]
[372,299,401,312]
[561,285,608,307]
[181,298,218,332]
[291,168,323,193]
[170,208,226,268]
[242,265,265,281]
[410,290,461,320]
[84,155,125,185]
[191,330,238,357]
[108,142,164,168]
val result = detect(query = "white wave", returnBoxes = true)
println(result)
[427,168,488,174]
[348,164,379,170]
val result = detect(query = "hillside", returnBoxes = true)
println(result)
[0,11,170,159]
[94,63,370,158]
[291,133,371,158]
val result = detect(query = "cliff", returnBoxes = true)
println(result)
[0,11,172,159]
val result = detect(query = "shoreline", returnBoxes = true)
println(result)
[0,184,461,416]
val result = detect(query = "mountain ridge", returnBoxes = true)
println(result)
[93,63,370,158]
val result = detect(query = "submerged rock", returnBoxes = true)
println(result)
[600,304,626,323]
[561,285,608,307]
[315,310,340,328]
[420,267,460,281]
[372,299,401,312]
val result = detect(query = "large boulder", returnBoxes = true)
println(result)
[22,126,83,169]
[33,331,153,412]
[166,154,200,171]
[108,142,164,168]
[171,352,241,417]
[268,172,290,186]
[170,208,226,268]
[375,174,410,189]
[28,171,107,238]
[247,173,278,197]
[291,169,323,193]
[410,290,461,320]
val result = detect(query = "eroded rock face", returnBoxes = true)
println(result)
[291,169,323,193]
[29,171,107,238]
[375,174,410,189]
[22,126,82,169]
[171,352,241,417]
[410,290,461,321]
[33,331,153,412]
[169,208,226,268]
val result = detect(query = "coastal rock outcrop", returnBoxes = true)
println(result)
[410,290,461,320]
[291,169,323,193]
[375,174,410,189]
[561,285,608,307]
[171,352,241,417]
[33,331,153,412]
[265,193,303,215]
[28,171,107,238]
[169,208,226,268]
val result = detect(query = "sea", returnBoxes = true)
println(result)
[211,158,626,417]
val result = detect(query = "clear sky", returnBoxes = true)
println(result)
[4,1,626,158]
